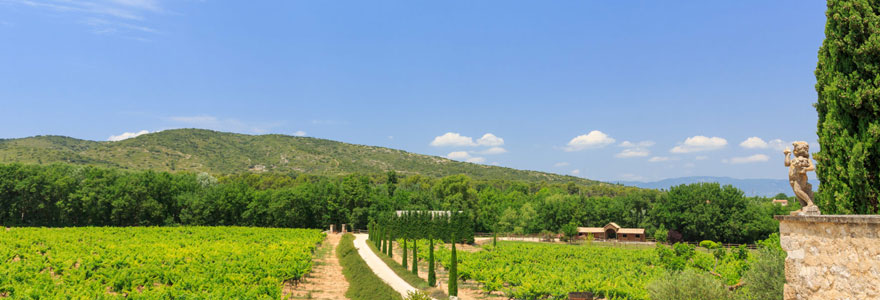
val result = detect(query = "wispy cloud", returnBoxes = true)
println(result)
[108,129,149,141]
[4,0,170,39]
[167,115,283,134]
[723,154,770,164]
[615,140,653,158]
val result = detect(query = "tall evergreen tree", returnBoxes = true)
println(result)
[448,233,458,297]
[402,239,408,269]
[412,239,418,274]
[428,238,436,287]
[815,0,880,214]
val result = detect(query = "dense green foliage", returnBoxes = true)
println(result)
[0,129,596,185]
[649,234,786,300]
[0,163,790,243]
[337,234,403,300]
[420,235,780,300]
[651,183,793,243]
[814,0,880,214]
[0,227,323,299]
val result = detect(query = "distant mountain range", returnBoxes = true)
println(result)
[0,129,597,185]
[617,176,820,197]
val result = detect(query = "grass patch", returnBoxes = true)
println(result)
[337,233,402,300]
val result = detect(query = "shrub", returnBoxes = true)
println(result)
[647,269,732,300]
[404,290,432,300]
[654,225,668,243]
[735,234,785,300]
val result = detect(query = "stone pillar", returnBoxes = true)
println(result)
[775,215,880,300]
[341,224,347,234]
[329,224,335,233]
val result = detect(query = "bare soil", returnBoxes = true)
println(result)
[285,233,348,300]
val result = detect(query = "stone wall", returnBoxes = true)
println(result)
[776,215,880,300]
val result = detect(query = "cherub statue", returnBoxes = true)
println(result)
[784,141,818,215]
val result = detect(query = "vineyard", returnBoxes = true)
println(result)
[0,227,324,299]
[422,241,750,300]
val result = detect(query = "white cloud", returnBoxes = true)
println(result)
[478,147,507,155]
[740,137,768,149]
[108,130,149,141]
[670,136,727,153]
[564,130,615,151]
[430,132,476,147]
[695,156,708,160]
[615,140,653,158]
[648,156,671,162]
[491,162,500,166]
[446,151,471,160]
[571,169,581,175]
[388,136,394,140]
[431,132,505,148]
[767,139,788,151]
[739,137,789,151]
[445,151,487,164]
[477,133,504,146]
[466,157,486,163]
[293,131,307,137]
[615,148,650,158]
[723,154,770,164]
[554,162,570,167]
[684,162,696,168]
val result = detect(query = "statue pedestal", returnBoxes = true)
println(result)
[791,205,820,216]
[775,215,880,300]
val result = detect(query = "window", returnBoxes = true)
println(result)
[636,234,641,238]
[622,234,628,238]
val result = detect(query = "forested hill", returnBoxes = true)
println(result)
[0,128,596,184]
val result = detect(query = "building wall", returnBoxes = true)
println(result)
[776,215,880,300]
[619,233,645,242]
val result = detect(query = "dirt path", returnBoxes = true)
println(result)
[285,233,348,300]
[352,234,426,299]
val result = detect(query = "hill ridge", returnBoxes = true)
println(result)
[0,128,597,184]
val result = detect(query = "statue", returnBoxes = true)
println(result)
[784,141,820,215]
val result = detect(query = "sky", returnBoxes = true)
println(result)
[0,1,828,182]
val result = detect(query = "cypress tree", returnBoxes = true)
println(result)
[814,0,880,214]
[378,227,384,249]
[428,238,436,287]
[448,233,458,297]
[402,239,408,269]
[412,239,418,274]
[493,231,497,248]
[387,230,393,258]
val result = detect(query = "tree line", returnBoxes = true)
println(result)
[0,163,794,243]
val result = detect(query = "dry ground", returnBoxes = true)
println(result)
[285,233,348,300]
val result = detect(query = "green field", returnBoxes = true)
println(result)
[0,227,324,299]
[428,241,749,300]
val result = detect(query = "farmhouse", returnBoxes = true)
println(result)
[771,199,789,206]
[577,222,646,242]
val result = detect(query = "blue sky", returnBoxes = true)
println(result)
[0,1,827,182]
